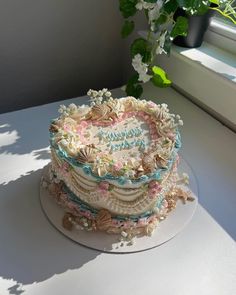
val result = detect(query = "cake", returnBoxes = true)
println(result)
[44,88,194,238]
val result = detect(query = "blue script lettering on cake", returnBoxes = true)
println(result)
[97,127,146,152]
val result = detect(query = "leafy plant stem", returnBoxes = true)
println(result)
[210,7,236,24]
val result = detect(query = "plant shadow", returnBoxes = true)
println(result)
[0,169,103,294]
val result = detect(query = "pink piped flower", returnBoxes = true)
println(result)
[97,181,110,197]
[138,218,147,226]
[148,181,162,199]
[63,124,71,131]
[113,162,123,171]
[83,211,92,219]
[147,101,156,108]
[167,132,175,140]
[149,180,161,190]
[149,188,158,199]
[123,220,135,229]
[59,162,70,176]
[98,181,110,190]
[138,111,146,117]
[79,121,88,128]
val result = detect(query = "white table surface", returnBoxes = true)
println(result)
[0,83,235,295]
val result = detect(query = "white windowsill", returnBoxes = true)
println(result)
[205,19,236,55]
[157,42,236,130]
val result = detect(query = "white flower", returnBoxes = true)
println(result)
[132,54,152,83]
[92,90,98,97]
[178,120,183,126]
[59,139,69,147]
[156,31,167,55]
[139,72,152,83]
[58,104,66,113]
[68,103,77,113]
[136,0,156,11]
[148,1,163,24]
[105,91,111,97]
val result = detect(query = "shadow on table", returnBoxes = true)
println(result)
[0,95,91,159]
[0,169,110,295]
[0,117,51,161]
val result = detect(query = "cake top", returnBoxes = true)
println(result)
[49,89,183,185]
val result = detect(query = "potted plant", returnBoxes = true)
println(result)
[174,0,236,48]
[119,0,236,98]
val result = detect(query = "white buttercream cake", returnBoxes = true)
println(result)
[45,88,194,237]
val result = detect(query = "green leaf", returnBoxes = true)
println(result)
[176,0,210,15]
[156,14,168,25]
[127,73,139,84]
[119,0,138,18]
[210,0,219,5]
[131,38,152,63]
[153,13,168,32]
[162,0,178,14]
[171,16,188,38]
[163,33,172,55]
[143,0,156,2]
[126,83,143,98]
[151,66,172,88]
[125,74,143,98]
[121,20,135,38]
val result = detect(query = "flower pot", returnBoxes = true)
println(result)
[173,8,215,48]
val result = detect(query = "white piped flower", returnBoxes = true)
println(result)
[121,231,128,238]
[178,120,183,126]
[68,103,77,113]
[59,139,69,147]
[58,104,66,114]
[105,91,111,97]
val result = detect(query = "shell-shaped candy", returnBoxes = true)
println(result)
[91,104,110,120]
[77,147,95,164]
[142,154,156,173]
[49,124,59,133]
[96,209,112,230]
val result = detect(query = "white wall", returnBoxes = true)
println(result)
[0,0,125,113]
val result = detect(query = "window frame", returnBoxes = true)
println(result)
[204,17,236,54]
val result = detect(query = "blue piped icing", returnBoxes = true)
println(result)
[50,130,181,186]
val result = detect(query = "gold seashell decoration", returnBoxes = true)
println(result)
[96,209,112,231]
[87,102,119,122]
[49,124,59,133]
[144,219,158,236]
[62,212,75,231]
[142,153,157,173]
[174,187,195,204]
[91,104,110,120]
[155,153,168,168]
[77,146,95,164]
[135,164,145,177]
[97,166,108,177]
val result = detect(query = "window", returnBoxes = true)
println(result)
[205,2,236,54]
